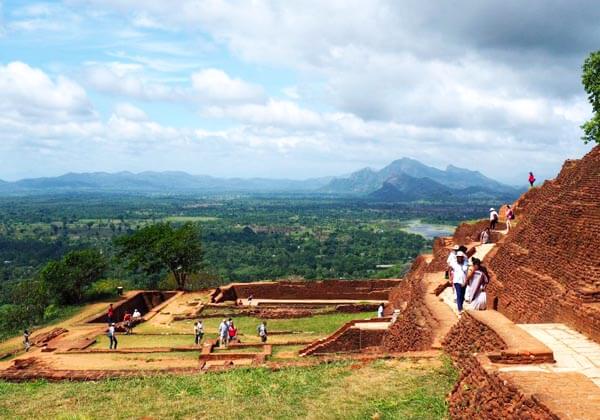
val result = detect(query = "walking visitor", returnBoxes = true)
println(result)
[107,303,114,324]
[23,330,31,352]
[194,320,204,345]
[219,318,229,347]
[489,208,499,230]
[123,311,132,335]
[377,303,384,318]
[108,323,118,350]
[480,227,491,244]
[450,251,468,314]
[258,321,268,343]
[528,172,536,187]
[505,205,515,232]
[228,321,238,342]
[467,258,490,310]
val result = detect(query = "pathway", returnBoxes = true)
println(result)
[512,323,600,387]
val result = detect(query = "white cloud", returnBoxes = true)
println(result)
[113,103,148,121]
[204,99,323,128]
[0,61,93,121]
[191,68,265,105]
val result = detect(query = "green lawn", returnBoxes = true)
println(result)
[0,357,457,419]
[92,334,197,349]
[137,312,375,336]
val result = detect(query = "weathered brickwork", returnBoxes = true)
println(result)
[486,146,600,342]
[382,256,434,351]
[211,279,399,303]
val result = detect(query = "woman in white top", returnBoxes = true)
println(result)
[467,258,489,310]
[451,252,468,313]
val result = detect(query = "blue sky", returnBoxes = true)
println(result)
[0,0,596,184]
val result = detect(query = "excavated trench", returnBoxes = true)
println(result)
[86,291,177,323]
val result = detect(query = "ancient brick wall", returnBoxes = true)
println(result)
[382,256,434,352]
[447,355,557,420]
[87,291,177,323]
[443,314,556,419]
[486,146,600,343]
[442,312,507,357]
[306,328,385,354]
[211,279,400,303]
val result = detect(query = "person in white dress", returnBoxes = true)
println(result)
[467,258,489,310]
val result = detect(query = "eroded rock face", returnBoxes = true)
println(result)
[486,145,600,341]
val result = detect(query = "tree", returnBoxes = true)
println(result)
[40,249,107,304]
[115,222,203,290]
[581,50,600,144]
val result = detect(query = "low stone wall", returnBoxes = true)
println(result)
[443,312,507,357]
[306,328,385,355]
[87,291,178,323]
[211,279,399,303]
[447,355,557,419]
[382,256,434,352]
[443,313,557,419]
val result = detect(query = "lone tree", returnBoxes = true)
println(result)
[40,249,107,304]
[115,222,203,290]
[581,50,600,144]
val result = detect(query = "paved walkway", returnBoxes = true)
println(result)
[510,323,600,387]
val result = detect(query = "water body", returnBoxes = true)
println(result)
[400,219,455,240]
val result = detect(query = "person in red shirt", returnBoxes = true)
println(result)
[228,322,238,343]
[123,311,132,335]
[107,304,114,324]
[528,172,536,187]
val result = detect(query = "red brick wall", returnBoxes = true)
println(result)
[211,279,400,303]
[382,256,434,351]
[485,146,600,343]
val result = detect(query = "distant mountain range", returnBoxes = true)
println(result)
[0,158,521,201]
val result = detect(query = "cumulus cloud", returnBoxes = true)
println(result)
[0,61,93,121]
[191,68,265,105]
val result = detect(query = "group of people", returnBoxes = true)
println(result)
[216,318,268,347]
[106,304,142,350]
[488,205,516,232]
[446,245,490,314]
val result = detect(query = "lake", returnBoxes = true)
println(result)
[400,219,456,240]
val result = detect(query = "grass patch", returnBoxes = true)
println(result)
[0,357,456,419]
[137,312,374,339]
[92,334,196,349]
[270,344,304,360]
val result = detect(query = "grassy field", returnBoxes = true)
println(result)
[137,312,375,336]
[0,357,457,419]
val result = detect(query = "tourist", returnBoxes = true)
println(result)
[248,294,254,306]
[108,323,118,350]
[528,172,536,188]
[489,208,499,230]
[219,318,229,347]
[107,303,114,324]
[446,245,460,281]
[480,227,491,244]
[258,321,268,343]
[132,308,141,320]
[23,330,31,352]
[194,320,204,345]
[505,205,515,232]
[467,258,490,310]
[228,321,238,343]
[450,251,468,314]
[377,303,384,318]
[123,311,132,335]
